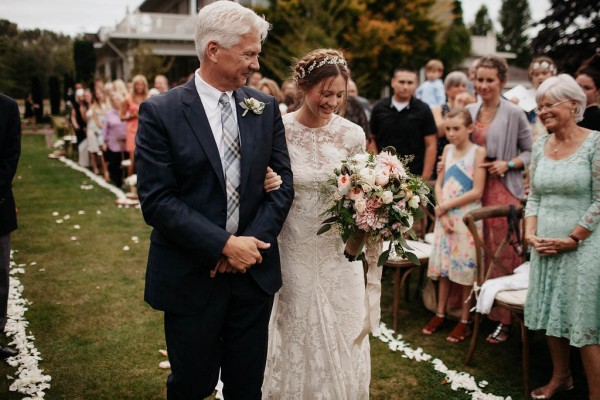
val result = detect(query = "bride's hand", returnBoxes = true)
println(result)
[264,167,282,192]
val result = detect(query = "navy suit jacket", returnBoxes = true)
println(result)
[0,94,21,236]
[135,79,294,314]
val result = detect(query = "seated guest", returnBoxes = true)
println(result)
[525,74,599,399]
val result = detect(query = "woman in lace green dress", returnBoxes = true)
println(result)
[525,74,600,400]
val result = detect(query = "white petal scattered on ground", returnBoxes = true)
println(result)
[122,246,130,251]
[29,262,36,266]
[159,361,171,369]
[78,210,85,215]
[374,323,510,400]
[52,212,59,216]
[131,236,140,243]
[73,225,80,230]
[158,349,168,356]
[96,286,100,290]
[38,269,45,272]
[80,184,94,190]
[70,236,77,241]
[63,215,70,220]
[6,251,52,397]
[55,219,63,224]
[96,210,102,215]
[17,264,25,267]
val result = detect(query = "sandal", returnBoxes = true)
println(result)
[422,314,445,335]
[530,377,574,399]
[446,320,472,343]
[486,323,510,344]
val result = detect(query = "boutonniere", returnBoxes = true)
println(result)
[239,97,266,116]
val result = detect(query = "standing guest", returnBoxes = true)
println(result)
[102,92,127,188]
[134,1,294,398]
[466,55,533,344]
[370,67,437,180]
[466,58,481,97]
[527,56,558,141]
[525,74,599,400]
[348,79,372,120]
[247,71,263,88]
[576,54,600,131]
[121,74,148,177]
[0,93,21,359]
[257,77,287,114]
[262,48,370,399]
[416,59,446,107]
[71,88,89,167]
[86,87,110,180]
[153,74,169,94]
[281,79,300,113]
[423,108,486,342]
[23,93,36,130]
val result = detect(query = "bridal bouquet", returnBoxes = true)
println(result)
[318,147,431,265]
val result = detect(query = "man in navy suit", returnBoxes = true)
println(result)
[135,2,294,399]
[0,93,21,360]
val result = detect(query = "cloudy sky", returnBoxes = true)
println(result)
[0,0,551,37]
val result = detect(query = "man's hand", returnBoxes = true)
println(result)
[222,235,271,272]
[210,256,237,277]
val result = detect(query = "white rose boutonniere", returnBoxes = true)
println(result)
[239,97,266,116]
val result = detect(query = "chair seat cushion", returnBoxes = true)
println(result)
[424,232,435,245]
[495,288,527,306]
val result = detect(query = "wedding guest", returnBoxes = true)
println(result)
[262,48,370,399]
[0,93,21,359]
[527,56,558,141]
[258,78,287,114]
[102,92,127,188]
[247,71,263,88]
[423,107,485,342]
[281,79,300,113]
[153,74,169,94]
[416,59,446,107]
[120,74,148,177]
[466,55,533,344]
[348,79,372,120]
[71,88,89,167]
[576,53,600,131]
[524,73,599,400]
[86,87,110,180]
[23,93,36,130]
[370,67,437,179]
[134,2,294,398]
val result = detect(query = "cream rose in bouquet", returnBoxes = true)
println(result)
[317,147,431,265]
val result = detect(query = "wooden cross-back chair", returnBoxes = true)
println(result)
[462,204,530,397]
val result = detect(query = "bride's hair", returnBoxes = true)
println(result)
[291,48,349,113]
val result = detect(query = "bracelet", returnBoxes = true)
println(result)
[568,234,582,246]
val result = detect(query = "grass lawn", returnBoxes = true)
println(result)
[0,133,589,399]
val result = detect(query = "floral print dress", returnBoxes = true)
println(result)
[428,144,481,286]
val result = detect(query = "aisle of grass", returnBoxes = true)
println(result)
[0,134,589,399]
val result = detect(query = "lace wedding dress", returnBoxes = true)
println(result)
[262,113,370,399]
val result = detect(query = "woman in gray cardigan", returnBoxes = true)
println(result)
[466,55,533,343]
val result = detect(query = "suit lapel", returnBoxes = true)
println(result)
[234,88,255,198]
[181,79,226,194]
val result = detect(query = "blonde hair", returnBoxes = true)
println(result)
[131,74,149,97]
[258,78,283,102]
[425,59,444,73]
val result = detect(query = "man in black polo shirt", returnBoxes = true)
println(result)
[370,68,437,180]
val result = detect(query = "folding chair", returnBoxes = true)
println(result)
[462,204,530,397]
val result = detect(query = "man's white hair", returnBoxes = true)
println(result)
[194,1,271,63]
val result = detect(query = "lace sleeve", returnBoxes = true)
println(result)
[578,132,600,231]
[525,136,544,218]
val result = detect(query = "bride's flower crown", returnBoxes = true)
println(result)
[297,55,347,79]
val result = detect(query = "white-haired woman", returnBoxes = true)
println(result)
[525,74,600,399]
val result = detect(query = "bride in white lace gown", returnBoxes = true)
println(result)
[262,49,370,399]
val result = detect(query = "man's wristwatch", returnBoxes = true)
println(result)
[507,160,516,169]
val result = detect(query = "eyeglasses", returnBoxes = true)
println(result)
[534,99,570,114]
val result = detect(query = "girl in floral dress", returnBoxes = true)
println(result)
[422,108,486,342]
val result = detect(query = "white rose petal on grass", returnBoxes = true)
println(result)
[70,236,77,241]
[123,246,130,251]
[131,236,140,244]
[96,210,102,215]
[55,219,63,224]
[73,225,81,230]
[63,215,70,220]
[78,210,85,215]
[29,262,37,266]
[39,268,45,272]
[52,211,59,216]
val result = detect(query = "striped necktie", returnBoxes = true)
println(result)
[219,93,241,233]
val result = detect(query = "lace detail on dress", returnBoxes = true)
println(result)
[262,113,370,399]
[524,131,600,347]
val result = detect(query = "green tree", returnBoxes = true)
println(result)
[341,0,439,98]
[497,0,531,68]
[469,5,494,36]
[531,0,599,74]
[130,42,175,82]
[437,0,471,72]
[73,38,96,85]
